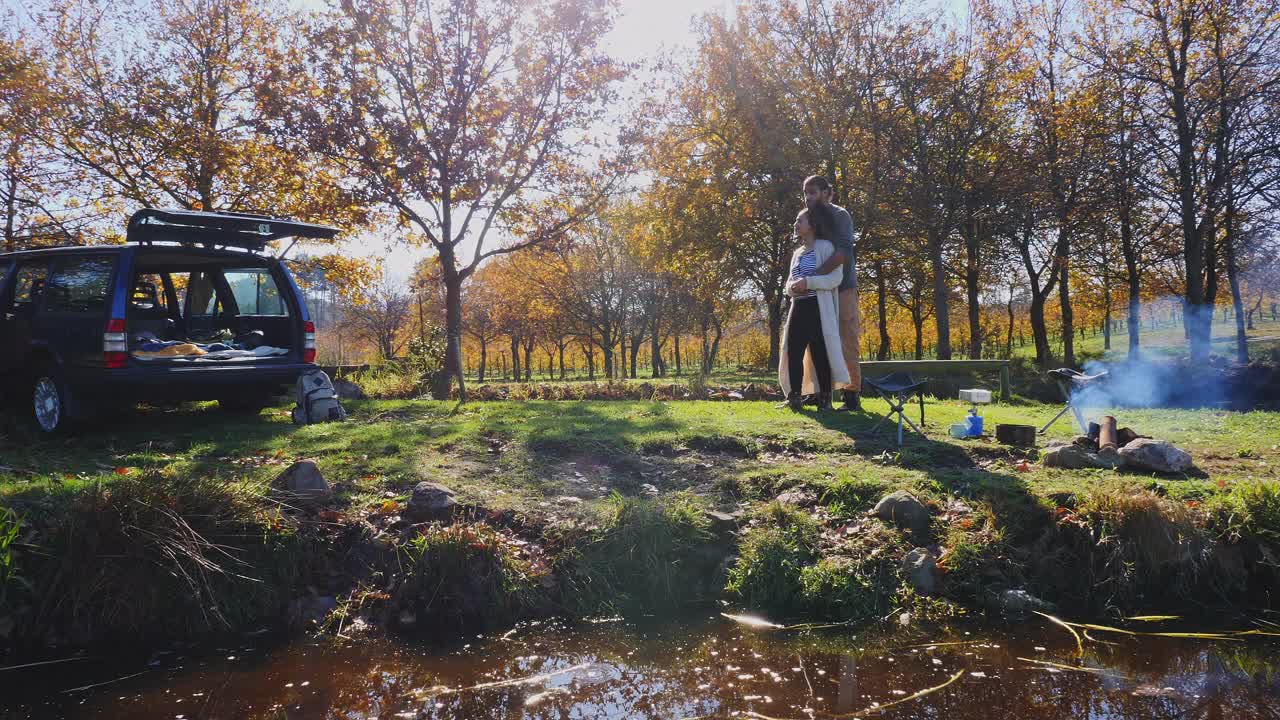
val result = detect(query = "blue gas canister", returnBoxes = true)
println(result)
[965,408,984,437]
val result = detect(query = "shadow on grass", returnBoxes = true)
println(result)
[0,400,694,510]
[809,404,1051,545]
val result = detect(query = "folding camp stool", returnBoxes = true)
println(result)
[864,372,928,448]
[1040,368,1109,435]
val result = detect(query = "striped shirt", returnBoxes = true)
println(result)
[789,249,818,299]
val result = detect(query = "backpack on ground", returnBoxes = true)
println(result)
[292,369,347,425]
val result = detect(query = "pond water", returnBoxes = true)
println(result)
[5,614,1279,719]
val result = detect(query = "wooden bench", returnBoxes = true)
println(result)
[858,359,1013,402]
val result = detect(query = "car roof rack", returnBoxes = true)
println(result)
[126,208,339,252]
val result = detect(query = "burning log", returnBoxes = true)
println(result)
[1099,416,1118,451]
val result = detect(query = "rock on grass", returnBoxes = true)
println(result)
[407,482,458,521]
[902,547,938,596]
[271,460,332,507]
[1119,439,1194,473]
[873,490,931,534]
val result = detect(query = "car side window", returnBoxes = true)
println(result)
[181,271,222,316]
[224,268,288,316]
[45,256,115,314]
[12,262,49,309]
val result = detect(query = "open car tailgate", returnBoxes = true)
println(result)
[127,209,339,251]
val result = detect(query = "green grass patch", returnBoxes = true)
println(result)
[556,492,719,614]
[8,471,309,647]
[725,503,820,615]
[394,522,549,630]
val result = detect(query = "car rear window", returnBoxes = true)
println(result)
[45,256,115,313]
[225,268,288,316]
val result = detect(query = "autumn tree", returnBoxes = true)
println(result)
[33,0,360,229]
[1089,0,1280,362]
[0,28,92,249]
[344,277,412,361]
[647,7,819,369]
[275,0,632,400]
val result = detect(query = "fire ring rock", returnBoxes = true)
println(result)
[1043,444,1112,469]
[873,490,931,533]
[407,482,458,521]
[1118,439,1194,474]
[271,460,332,507]
[902,547,938,596]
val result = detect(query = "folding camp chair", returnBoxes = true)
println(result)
[1040,368,1109,435]
[864,372,928,448]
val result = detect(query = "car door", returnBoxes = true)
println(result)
[42,254,117,368]
[0,259,51,374]
[0,259,15,374]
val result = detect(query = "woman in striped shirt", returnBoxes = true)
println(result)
[778,203,850,410]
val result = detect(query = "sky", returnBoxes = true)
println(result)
[348,0,739,286]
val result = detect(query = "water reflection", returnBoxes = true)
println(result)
[4,616,1279,719]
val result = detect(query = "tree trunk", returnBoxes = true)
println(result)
[523,338,535,381]
[766,298,783,370]
[629,333,642,378]
[964,219,982,359]
[600,328,614,379]
[875,261,890,361]
[1059,249,1075,367]
[674,334,682,376]
[478,340,487,382]
[1122,240,1142,361]
[1224,208,1248,364]
[650,316,662,378]
[442,263,466,401]
[701,312,722,375]
[929,232,952,359]
[1029,293,1052,367]
[1005,286,1015,357]
[912,313,924,360]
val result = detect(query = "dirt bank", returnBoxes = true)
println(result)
[3,460,1278,663]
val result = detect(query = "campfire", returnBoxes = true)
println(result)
[1039,368,1197,474]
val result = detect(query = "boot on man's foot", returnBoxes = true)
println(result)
[835,390,862,413]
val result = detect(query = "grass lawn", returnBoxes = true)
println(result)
[3,397,1277,517]
[3,395,1280,650]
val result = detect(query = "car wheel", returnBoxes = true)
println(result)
[31,371,72,433]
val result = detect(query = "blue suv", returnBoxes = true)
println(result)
[0,209,335,432]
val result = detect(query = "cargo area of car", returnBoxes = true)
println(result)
[124,248,299,365]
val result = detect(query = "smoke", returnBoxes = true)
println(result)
[1072,358,1229,410]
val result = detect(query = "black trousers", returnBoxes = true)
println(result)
[787,296,832,394]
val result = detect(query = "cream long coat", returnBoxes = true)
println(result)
[778,239,851,396]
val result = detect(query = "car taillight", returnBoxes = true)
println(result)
[303,320,316,363]
[104,318,128,368]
